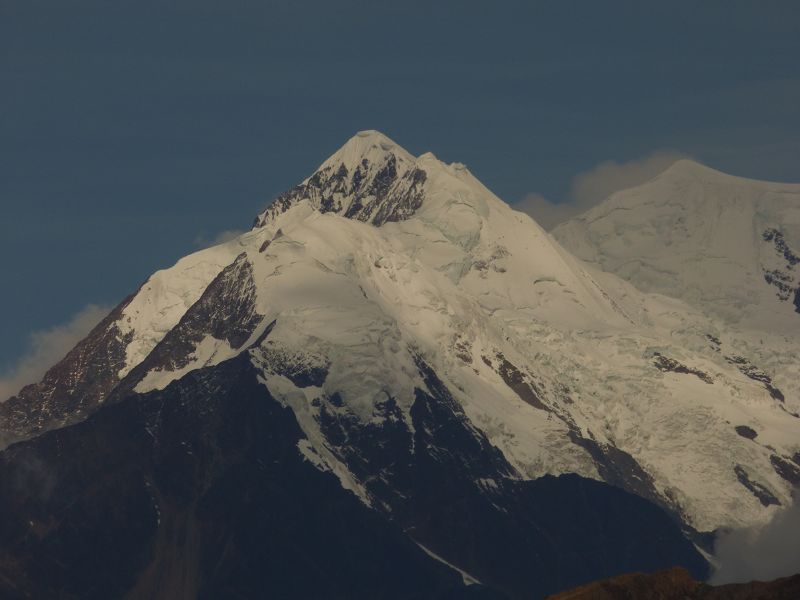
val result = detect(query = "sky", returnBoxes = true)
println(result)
[2,0,800,379]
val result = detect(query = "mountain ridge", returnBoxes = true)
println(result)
[1,131,799,598]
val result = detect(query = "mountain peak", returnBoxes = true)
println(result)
[655,158,800,191]
[657,158,738,182]
[319,130,415,174]
[253,130,426,228]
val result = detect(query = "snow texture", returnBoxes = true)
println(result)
[6,133,800,537]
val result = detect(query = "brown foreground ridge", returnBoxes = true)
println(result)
[545,567,800,600]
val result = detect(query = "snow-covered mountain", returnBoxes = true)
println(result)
[553,159,800,331]
[1,132,799,598]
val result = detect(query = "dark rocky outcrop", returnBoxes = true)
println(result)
[482,352,547,410]
[725,355,785,402]
[705,334,721,352]
[733,464,780,507]
[117,253,262,394]
[544,566,800,600]
[763,228,800,267]
[762,228,800,313]
[734,425,758,440]
[769,454,800,485]
[253,153,427,229]
[0,292,136,448]
[653,353,713,384]
[763,269,794,301]
[567,431,664,514]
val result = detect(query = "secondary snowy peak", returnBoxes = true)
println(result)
[553,159,800,330]
[253,130,426,228]
[660,158,800,190]
[658,158,751,183]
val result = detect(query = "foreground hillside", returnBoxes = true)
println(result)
[545,567,800,600]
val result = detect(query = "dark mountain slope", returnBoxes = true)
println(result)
[0,352,706,599]
[0,292,137,447]
[0,355,487,600]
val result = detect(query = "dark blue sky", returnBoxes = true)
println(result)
[2,0,800,370]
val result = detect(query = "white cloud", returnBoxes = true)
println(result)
[710,496,800,584]
[210,229,245,244]
[194,229,246,248]
[570,151,691,205]
[0,304,111,401]
[514,150,691,230]
[514,192,596,231]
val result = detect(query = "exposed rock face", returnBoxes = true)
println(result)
[482,352,548,410]
[763,229,800,268]
[725,355,785,403]
[734,425,758,440]
[253,130,427,228]
[769,454,800,486]
[544,567,800,600]
[117,253,263,394]
[0,293,136,447]
[734,465,781,507]
[761,228,800,313]
[653,353,714,384]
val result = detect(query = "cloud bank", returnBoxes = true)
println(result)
[0,304,111,402]
[515,150,690,230]
[710,495,800,584]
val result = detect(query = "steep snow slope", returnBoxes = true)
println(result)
[103,132,799,534]
[116,243,244,377]
[553,159,800,331]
